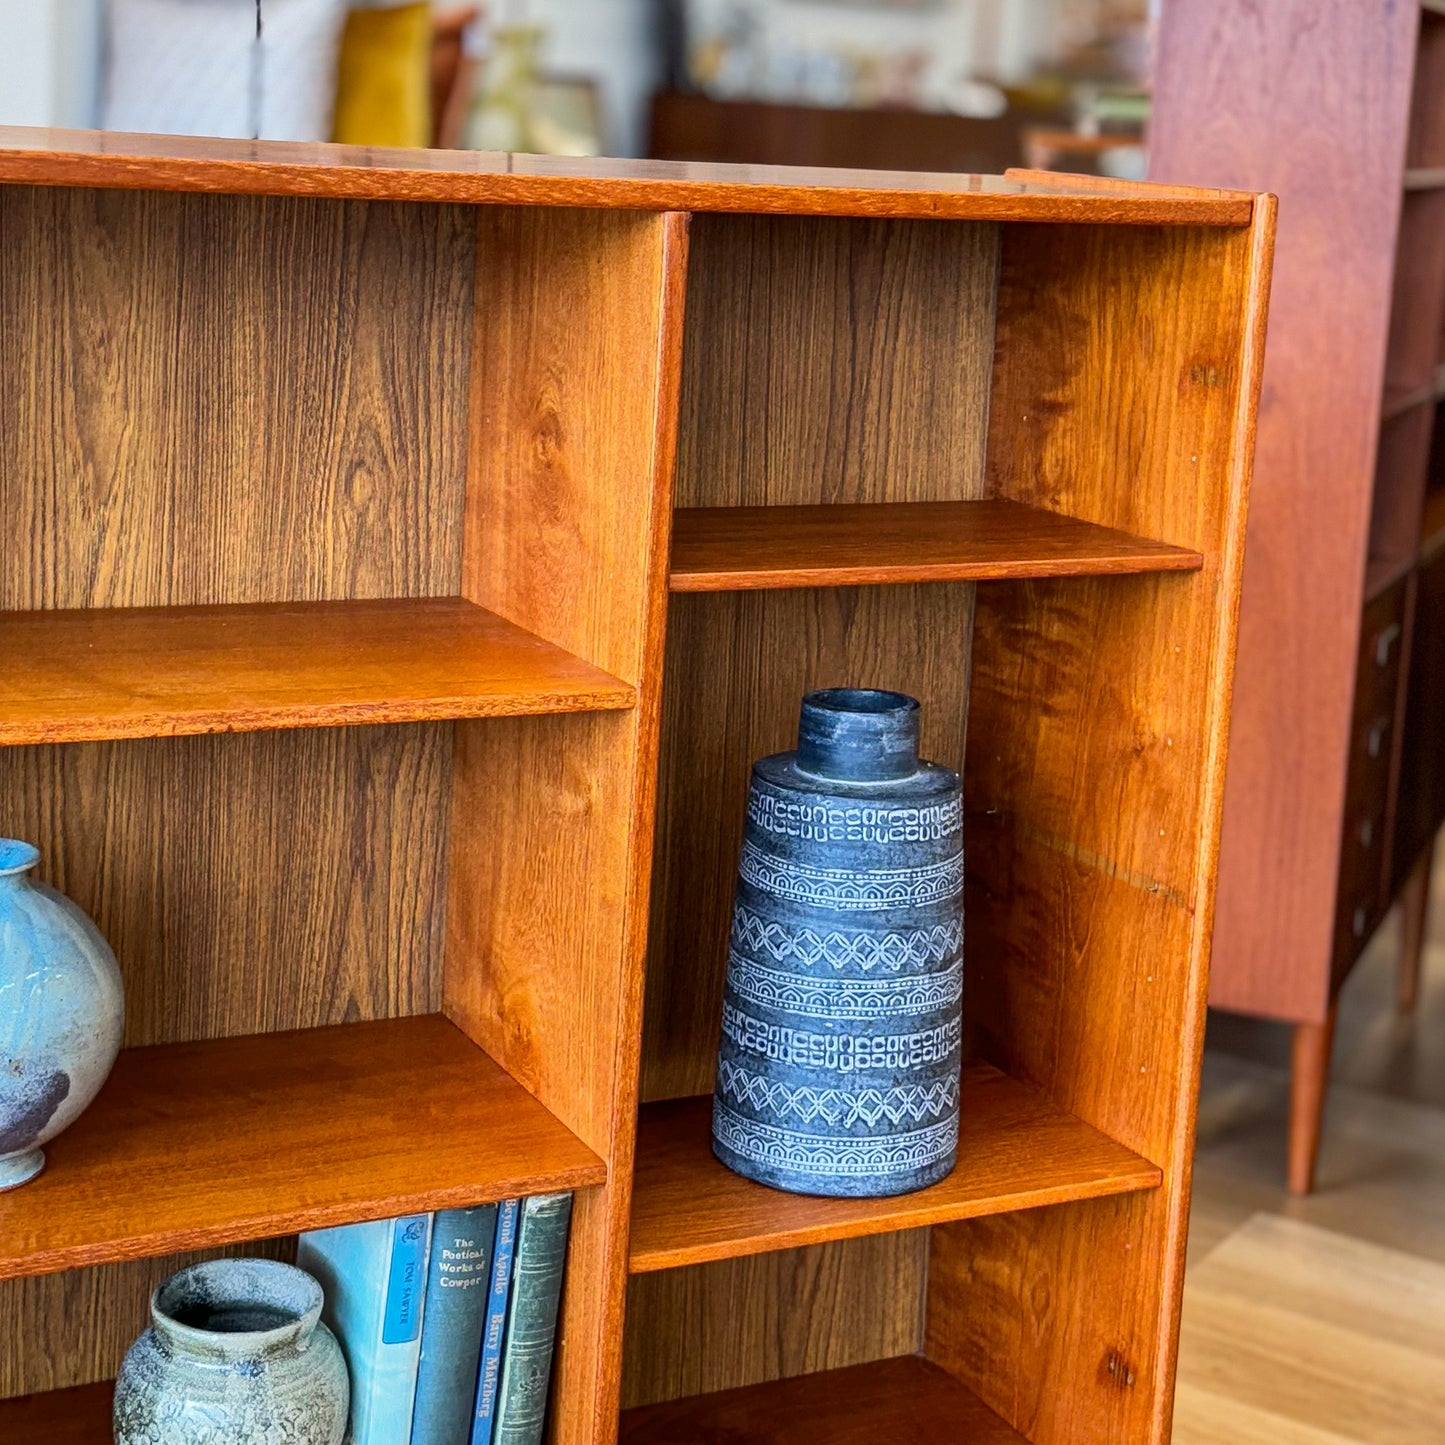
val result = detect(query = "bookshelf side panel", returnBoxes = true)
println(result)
[928,216,1271,1441]
[446,209,689,1445]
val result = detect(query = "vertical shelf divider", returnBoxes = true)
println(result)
[441,206,690,1445]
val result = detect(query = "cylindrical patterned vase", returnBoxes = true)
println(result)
[712,688,964,1197]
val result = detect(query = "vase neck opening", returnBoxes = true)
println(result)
[152,1260,322,1362]
[795,689,922,782]
[0,839,40,885]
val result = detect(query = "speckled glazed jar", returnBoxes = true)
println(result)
[712,689,964,1197]
[114,1259,349,1445]
[0,838,124,1190]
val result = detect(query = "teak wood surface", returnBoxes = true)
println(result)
[0,1382,113,1444]
[669,499,1202,591]
[628,1064,1161,1271]
[0,599,634,744]
[0,126,1254,225]
[622,1233,930,1411]
[0,1016,604,1281]
[619,1355,1028,1444]
[0,130,1270,1443]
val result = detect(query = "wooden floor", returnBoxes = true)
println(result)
[1179,852,1445,1441]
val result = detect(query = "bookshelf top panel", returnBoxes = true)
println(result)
[0,1015,607,1282]
[0,127,1257,227]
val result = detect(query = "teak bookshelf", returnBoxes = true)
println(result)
[0,130,1272,1444]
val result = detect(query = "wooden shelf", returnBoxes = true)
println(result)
[1365,550,1418,603]
[0,1383,111,1445]
[1424,487,1445,549]
[669,500,1203,592]
[0,1016,606,1282]
[1382,380,1442,420]
[1404,166,1445,190]
[628,1063,1161,1273]
[0,597,635,746]
[619,1356,1027,1444]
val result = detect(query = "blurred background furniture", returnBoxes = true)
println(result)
[1151,0,1445,1194]
[648,89,1041,172]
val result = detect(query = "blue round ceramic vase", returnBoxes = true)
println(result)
[711,688,964,1197]
[0,838,124,1191]
[114,1258,350,1445]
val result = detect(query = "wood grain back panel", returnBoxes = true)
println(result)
[0,725,448,1047]
[1150,0,1419,1021]
[672,214,997,510]
[445,210,689,1445]
[927,214,1274,1442]
[620,1233,927,1410]
[0,185,473,610]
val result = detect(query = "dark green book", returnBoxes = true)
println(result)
[492,1192,574,1445]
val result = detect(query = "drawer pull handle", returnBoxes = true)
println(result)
[1367,717,1391,758]
[1353,904,1369,938]
[1376,623,1402,668]
[1360,818,1374,847]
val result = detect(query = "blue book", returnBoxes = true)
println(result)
[410,1205,499,1445]
[298,1213,432,1445]
[493,1193,574,1445]
[468,1198,520,1445]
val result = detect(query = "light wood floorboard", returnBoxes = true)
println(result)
[1180,841,1445,1440]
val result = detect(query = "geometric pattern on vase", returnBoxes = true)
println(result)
[712,689,964,1197]
[731,903,963,971]
[713,1103,960,1182]
[737,840,964,911]
[724,954,964,1019]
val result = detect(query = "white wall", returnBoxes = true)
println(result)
[0,0,102,127]
[514,0,661,156]
[0,0,659,152]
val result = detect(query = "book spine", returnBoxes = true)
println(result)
[492,1193,574,1445]
[468,1198,520,1445]
[410,1205,499,1445]
[298,1213,432,1445]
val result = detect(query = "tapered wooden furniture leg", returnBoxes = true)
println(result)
[1287,1008,1338,1195]
[1398,839,1435,1013]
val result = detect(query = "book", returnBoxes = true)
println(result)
[411,1205,499,1445]
[298,1212,432,1445]
[492,1192,575,1445]
[468,1197,520,1445]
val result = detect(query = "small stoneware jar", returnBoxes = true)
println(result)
[114,1259,350,1445]
[0,837,124,1190]
[712,688,965,1197]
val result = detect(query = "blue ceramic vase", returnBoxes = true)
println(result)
[114,1258,350,1445]
[712,689,964,1197]
[0,838,124,1191]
